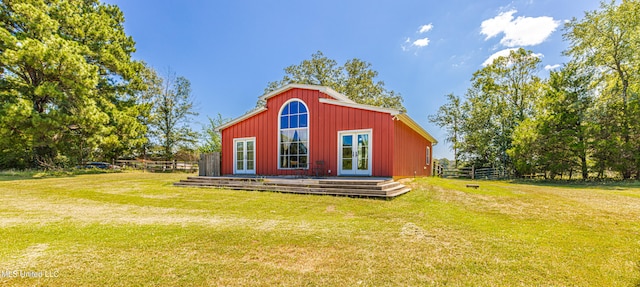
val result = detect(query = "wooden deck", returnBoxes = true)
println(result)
[174,176,411,198]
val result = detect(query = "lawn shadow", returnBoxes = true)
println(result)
[509,179,640,191]
[0,169,117,182]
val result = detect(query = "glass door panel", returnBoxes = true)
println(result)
[341,135,353,171]
[246,141,254,171]
[236,141,244,171]
[234,138,255,174]
[357,134,369,171]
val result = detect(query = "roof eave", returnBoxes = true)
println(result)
[318,98,401,115]
[258,83,356,103]
[216,107,268,132]
[396,113,438,144]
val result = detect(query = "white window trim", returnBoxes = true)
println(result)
[337,129,373,176]
[277,98,310,170]
[233,137,256,174]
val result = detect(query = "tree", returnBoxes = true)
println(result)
[148,69,198,160]
[95,63,157,162]
[459,48,542,170]
[508,117,539,176]
[199,113,229,153]
[541,65,592,179]
[509,64,592,178]
[265,51,405,111]
[458,85,499,167]
[564,0,640,178]
[341,58,404,110]
[428,93,462,167]
[0,0,146,168]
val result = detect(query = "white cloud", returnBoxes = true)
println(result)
[545,64,561,70]
[413,37,430,47]
[418,23,433,33]
[401,38,411,51]
[480,10,560,47]
[531,52,544,58]
[481,11,515,40]
[482,48,517,66]
[402,23,434,52]
[482,48,543,66]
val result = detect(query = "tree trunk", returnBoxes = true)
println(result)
[580,155,588,180]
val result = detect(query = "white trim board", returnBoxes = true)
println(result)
[259,84,355,103]
[319,98,401,116]
[216,107,267,132]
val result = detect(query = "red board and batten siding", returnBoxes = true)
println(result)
[393,119,432,177]
[221,88,396,176]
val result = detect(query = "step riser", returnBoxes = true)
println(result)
[179,180,396,190]
[175,177,410,198]
[176,183,392,194]
[178,181,400,190]
[189,177,393,184]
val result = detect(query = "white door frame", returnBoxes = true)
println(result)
[337,129,372,176]
[233,137,256,175]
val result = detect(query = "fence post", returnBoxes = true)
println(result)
[471,166,475,180]
[199,154,205,176]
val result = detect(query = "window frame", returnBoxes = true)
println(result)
[426,146,431,166]
[277,98,310,170]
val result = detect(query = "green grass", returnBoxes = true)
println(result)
[1,172,639,286]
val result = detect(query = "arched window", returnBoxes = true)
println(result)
[279,99,309,169]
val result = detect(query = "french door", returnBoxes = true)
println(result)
[338,130,372,176]
[234,138,255,174]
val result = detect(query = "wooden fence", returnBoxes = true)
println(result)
[435,165,509,180]
[198,153,220,176]
[115,160,198,172]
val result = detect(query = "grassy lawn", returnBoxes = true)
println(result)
[1,172,639,286]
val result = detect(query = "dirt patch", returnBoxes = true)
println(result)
[325,205,336,213]
[0,193,288,230]
[400,222,432,240]
[243,245,335,274]
[0,243,49,270]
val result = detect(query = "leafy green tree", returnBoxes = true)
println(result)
[148,69,198,160]
[266,51,405,111]
[509,64,592,178]
[436,158,451,170]
[428,93,462,167]
[458,85,499,167]
[541,65,592,179]
[95,63,156,162]
[199,113,229,153]
[459,48,542,170]
[0,0,146,168]
[508,118,539,176]
[564,0,640,178]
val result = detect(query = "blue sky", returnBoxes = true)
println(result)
[103,0,601,159]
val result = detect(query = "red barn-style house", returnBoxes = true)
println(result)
[216,84,437,178]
